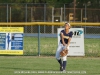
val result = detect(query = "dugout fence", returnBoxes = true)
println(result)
[0,22,100,57]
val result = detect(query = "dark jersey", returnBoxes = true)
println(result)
[60,30,73,44]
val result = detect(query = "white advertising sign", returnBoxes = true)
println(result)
[57,28,85,56]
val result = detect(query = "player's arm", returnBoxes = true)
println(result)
[67,32,73,48]
[60,32,66,46]
[67,37,71,47]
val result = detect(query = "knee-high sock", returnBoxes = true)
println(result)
[63,61,67,70]
[57,59,63,67]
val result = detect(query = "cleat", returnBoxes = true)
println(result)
[60,66,63,71]
[63,70,66,72]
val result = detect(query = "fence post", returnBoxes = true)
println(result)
[44,4,46,33]
[64,4,65,21]
[25,4,27,33]
[7,4,8,23]
[81,9,83,22]
[10,7,11,22]
[52,7,54,34]
[85,3,87,34]
[38,25,40,56]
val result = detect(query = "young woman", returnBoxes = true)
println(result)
[55,22,73,71]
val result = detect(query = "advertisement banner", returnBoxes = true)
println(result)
[0,27,23,55]
[58,28,84,56]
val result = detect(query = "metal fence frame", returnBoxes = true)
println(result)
[0,3,100,23]
[0,22,100,56]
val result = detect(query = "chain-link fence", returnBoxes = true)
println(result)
[22,23,100,57]
[0,3,100,22]
[0,23,100,57]
[0,3,100,57]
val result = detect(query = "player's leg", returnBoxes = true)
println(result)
[55,43,63,71]
[62,55,67,71]
[62,46,69,71]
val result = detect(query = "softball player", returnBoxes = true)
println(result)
[55,22,73,71]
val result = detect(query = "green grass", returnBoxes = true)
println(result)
[24,37,100,57]
[85,39,100,56]
[0,37,99,75]
[0,56,100,75]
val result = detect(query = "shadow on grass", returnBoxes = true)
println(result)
[0,66,31,70]
[0,66,58,71]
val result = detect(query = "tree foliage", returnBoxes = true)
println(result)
[0,0,100,22]
[0,0,100,8]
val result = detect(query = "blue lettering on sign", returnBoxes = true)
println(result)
[72,30,83,36]
[11,47,23,50]
[0,33,6,50]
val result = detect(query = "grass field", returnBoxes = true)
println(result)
[0,56,100,75]
[24,37,100,56]
[0,37,100,75]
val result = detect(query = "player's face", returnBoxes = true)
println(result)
[65,24,70,30]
